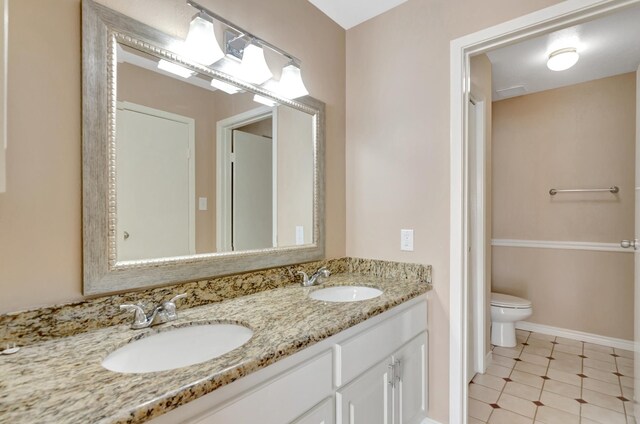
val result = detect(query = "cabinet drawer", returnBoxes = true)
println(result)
[335,300,427,387]
[191,351,333,424]
[291,397,334,424]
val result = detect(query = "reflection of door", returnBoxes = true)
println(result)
[116,102,195,261]
[232,130,273,250]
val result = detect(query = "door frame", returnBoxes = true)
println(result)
[449,0,640,422]
[116,100,196,255]
[216,106,277,251]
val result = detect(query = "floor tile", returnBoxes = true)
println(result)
[621,383,634,399]
[523,345,552,357]
[553,343,583,355]
[539,390,580,415]
[548,359,582,374]
[582,377,622,396]
[468,416,486,424]
[582,366,621,384]
[503,381,542,402]
[497,392,537,418]
[519,352,550,367]
[473,372,507,391]
[516,329,531,338]
[526,338,554,350]
[583,349,617,363]
[493,346,523,359]
[546,368,582,387]
[492,354,517,369]
[511,370,544,389]
[616,356,634,369]
[583,357,617,372]
[535,405,580,424]
[583,343,614,354]
[551,351,583,363]
[543,379,582,399]
[581,403,626,424]
[618,364,634,377]
[487,408,533,424]
[555,337,582,347]
[528,332,556,342]
[469,397,493,421]
[469,383,501,404]
[581,388,625,413]
[515,361,548,377]
[486,364,513,378]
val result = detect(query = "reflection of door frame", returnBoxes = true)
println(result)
[216,106,278,251]
[116,100,196,255]
[449,1,640,422]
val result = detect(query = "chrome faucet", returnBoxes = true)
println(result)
[120,293,187,329]
[297,266,331,287]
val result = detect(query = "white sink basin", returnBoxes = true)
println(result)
[309,286,383,302]
[102,323,253,373]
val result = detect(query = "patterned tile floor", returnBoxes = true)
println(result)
[469,330,636,424]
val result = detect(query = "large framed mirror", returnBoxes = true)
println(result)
[82,0,325,295]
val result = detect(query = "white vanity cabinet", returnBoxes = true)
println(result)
[151,295,427,424]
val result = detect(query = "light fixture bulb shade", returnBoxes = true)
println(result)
[239,43,273,84]
[211,78,240,94]
[157,59,194,78]
[184,15,224,65]
[278,64,309,99]
[253,94,276,107]
[547,48,579,71]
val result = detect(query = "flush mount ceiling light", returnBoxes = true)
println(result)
[547,47,579,71]
[277,62,309,99]
[239,42,273,84]
[186,0,308,99]
[157,59,194,78]
[183,13,225,65]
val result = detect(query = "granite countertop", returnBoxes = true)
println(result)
[0,273,430,424]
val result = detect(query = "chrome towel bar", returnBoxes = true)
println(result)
[549,186,619,195]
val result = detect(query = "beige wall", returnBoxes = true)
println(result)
[0,0,345,313]
[492,73,636,341]
[470,54,493,357]
[345,1,561,421]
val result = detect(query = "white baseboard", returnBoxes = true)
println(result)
[483,351,493,373]
[421,418,443,424]
[516,321,635,351]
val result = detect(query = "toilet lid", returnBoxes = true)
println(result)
[491,293,532,308]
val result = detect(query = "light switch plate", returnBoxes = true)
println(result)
[401,229,414,251]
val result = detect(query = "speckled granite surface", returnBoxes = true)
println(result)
[0,258,429,346]
[0,272,431,423]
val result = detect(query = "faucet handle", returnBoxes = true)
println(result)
[161,293,187,320]
[297,271,310,285]
[120,304,148,327]
[318,266,331,277]
[167,293,187,305]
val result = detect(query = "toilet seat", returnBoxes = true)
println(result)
[491,293,532,309]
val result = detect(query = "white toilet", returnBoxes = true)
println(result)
[490,292,533,347]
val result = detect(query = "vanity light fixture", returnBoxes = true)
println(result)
[210,78,241,94]
[157,59,195,78]
[277,62,309,99]
[239,42,273,84]
[186,0,308,99]
[547,47,579,71]
[183,13,225,65]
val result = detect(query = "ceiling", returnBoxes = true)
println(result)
[307,0,408,29]
[486,5,640,100]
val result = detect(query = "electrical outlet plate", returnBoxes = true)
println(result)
[400,229,414,251]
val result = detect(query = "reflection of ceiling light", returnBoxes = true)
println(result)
[253,94,276,107]
[157,59,194,78]
[211,78,240,94]
[547,48,579,71]
[184,14,224,65]
[277,63,309,99]
[240,43,273,84]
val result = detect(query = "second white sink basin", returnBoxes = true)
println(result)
[309,286,383,302]
[102,323,253,373]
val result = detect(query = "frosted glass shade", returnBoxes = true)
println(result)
[157,60,194,78]
[547,48,579,71]
[239,43,273,84]
[278,64,308,99]
[184,15,224,66]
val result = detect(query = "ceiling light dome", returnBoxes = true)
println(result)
[547,47,579,71]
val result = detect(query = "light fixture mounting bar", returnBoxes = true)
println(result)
[186,0,301,64]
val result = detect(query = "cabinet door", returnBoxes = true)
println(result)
[291,397,334,424]
[393,332,427,424]
[336,359,392,424]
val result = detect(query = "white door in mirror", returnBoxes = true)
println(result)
[101,324,253,373]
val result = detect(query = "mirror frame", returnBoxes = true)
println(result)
[82,0,325,295]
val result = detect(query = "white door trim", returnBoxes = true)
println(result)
[449,1,640,422]
[117,100,196,255]
[215,106,275,251]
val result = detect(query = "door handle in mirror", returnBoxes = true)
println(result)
[620,239,637,249]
